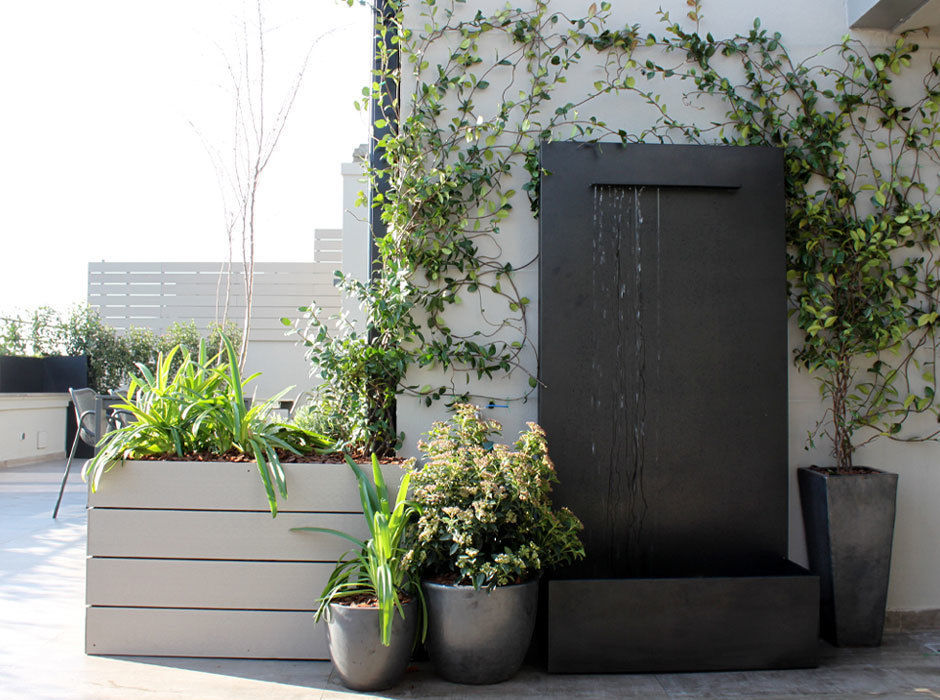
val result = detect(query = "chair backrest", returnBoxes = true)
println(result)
[288,390,315,421]
[69,387,98,447]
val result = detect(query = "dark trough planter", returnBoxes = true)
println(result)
[0,355,87,393]
[547,557,819,673]
[798,466,898,646]
[423,579,538,684]
[325,598,417,691]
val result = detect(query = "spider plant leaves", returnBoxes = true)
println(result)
[290,526,367,550]
[82,334,330,517]
[295,454,422,646]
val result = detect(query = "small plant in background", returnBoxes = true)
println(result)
[289,268,421,457]
[291,398,355,447]
[293,454,423,646]
[84,334,329,516]
[406,404,584,589]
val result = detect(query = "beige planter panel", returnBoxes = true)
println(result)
[86,559,335,609]
[87,460,405,512]
[87,510,366,560]
[85,607,327,659]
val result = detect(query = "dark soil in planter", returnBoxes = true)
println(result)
[334,593,414,608]
[425,572,531,586]
[809,465,884,476]
[133,450,408,464]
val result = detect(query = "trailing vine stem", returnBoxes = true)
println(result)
[303,0,940,464]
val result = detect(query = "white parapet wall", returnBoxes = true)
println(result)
[0,393,68,467]
[88,262,342,398]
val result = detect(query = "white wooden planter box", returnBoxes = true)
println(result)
[85,459,402,659]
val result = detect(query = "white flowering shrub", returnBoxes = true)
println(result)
[406,404,584,589]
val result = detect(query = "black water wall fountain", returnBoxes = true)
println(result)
[538,142,819,673]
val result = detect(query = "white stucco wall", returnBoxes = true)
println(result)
[0,394,68,467]
[394,0,940,611]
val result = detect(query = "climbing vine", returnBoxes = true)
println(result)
[300,0,940,465]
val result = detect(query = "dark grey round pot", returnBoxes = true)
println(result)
[326,598,417,691]
[422,579,538,684]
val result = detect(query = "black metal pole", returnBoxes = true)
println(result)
[367,0,401,452]
[369,0,399,275]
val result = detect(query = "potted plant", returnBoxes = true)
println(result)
[405,404,584,684]
[82,335,380,660]
[292,454,423,691]
[790,181,937,646]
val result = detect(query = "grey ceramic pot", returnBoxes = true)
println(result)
[423,579,538,684]
[326,598,417,691]
[798,466,898,646]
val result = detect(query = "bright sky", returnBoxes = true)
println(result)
[0,0,372,314]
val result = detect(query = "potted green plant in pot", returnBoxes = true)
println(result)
[405,404,584,684]
[789,166,940,647]
[292,454,422,691]
[81,335,360,660]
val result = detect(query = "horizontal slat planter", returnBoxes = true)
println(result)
[87,460,403,511]
[86,608,327,659]
[86,560,334,608]
[86,460,404,659]
[87,510,366,560]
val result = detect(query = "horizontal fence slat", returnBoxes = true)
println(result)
[89,262,335,273]
[88,294,338,310]
[87,460,404,511]
[85,608,327,659]
[90,282,337,297]
[86,559,333,609]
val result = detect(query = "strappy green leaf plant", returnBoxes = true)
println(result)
[292,454,423,646]
[83,334,331,516]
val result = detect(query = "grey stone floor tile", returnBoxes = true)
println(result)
[656,664,926,696]
[372,665,667,698]
[881,661,940,690]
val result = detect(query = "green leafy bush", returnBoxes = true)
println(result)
[291,397,354,446]
[293,454,423,646]
[0,305,241,393]
[85,335,329,516]
[406,404,584,589]
[291,269,419,456]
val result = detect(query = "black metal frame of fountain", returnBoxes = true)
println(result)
[538,141,819,673]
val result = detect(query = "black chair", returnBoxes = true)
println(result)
[53,388,99,519]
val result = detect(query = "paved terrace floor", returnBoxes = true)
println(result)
[1,459,938,700]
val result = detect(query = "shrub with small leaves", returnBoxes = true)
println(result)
[405,404,584,589]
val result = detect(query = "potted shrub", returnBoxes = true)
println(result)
[789,180,938,646]
[406,404,584,684]
[292,454,422,691]
[790,190,934,645]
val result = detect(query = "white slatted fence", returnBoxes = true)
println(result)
[88,262,340,342]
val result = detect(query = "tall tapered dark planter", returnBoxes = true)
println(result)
[798,466,898,646]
